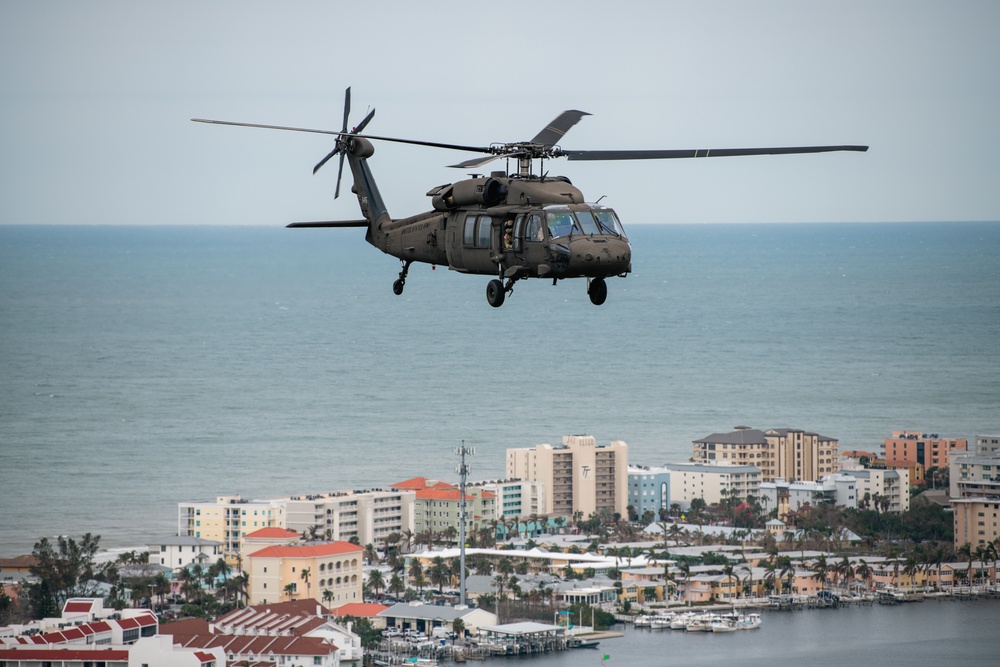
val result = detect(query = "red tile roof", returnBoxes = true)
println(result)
[195,651,217,663]
[245,527,301,539]
[0,649,129,662]
[63,600,96,613]
[330,602,389,618]
[249,542,362,559]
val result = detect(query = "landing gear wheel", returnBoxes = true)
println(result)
[589,277,608,306]
[486,279,505,308]
[393,260,411,296]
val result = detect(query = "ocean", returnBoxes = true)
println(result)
[1,222,999,556]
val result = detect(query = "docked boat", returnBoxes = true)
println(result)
[567,638,600,649]
[710,618,739,632]
[650,613,675,629]
[633,614,652,627]
[737,613,762,630]
[670,612,697,629]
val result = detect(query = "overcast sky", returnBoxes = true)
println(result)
[2,1,998,225]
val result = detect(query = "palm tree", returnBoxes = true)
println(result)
[855,559,872,593]
[322,589,334,606]
[364,543,379,565]
[367,569,385,600]
[300,567,312,599]
[901,554,920,589]
[400,529,415,554]
[957,542,974,587]
[283,582,296,600]
[428,556,450,591]
[388,572,405,599]
[811,554,829,592]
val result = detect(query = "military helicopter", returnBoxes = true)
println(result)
[194,88,867,307]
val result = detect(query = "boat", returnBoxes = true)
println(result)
[670,612,697,629]
[685,614,719,632]
[633,614,652,627]
[650,612,675,629]
[710,618,739,632]
[567,638,601,649]
[737,613,762,630]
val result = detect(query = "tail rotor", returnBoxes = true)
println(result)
[313,87,375,198]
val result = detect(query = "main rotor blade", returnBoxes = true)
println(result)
[448,155,502,169]
[563,145,869,161]
[191,119,494,154]
[530,110,591,146]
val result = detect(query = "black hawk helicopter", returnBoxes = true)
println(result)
[194,88,867,307]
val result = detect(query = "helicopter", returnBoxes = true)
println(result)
[194,88,867,307]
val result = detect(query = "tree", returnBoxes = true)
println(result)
[811,555,829,592]
[367,569,385,600]
[387,572,405,599]
[452,617,466,639]
[363,543,379,565]
[29,533,102,618]
[300,567,312,599]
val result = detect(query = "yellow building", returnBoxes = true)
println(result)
[247,541,363,606]
[953,498,1000,550]
[178,495,279,565]
[692,426,839,482]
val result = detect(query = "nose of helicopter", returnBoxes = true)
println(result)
[563,236,632,277]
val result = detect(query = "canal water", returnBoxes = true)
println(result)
[512,599,999,666]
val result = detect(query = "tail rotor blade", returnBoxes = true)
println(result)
[342,87,351,134]
[334,152,346,199]
[313,147,339,175]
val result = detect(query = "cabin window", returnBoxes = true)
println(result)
[477,215,493,247]
[512,215,524,251]
[463,215,477,245]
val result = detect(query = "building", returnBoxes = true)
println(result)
[148,536,223,571]
[506,435,628,518]
[0,636,224,667]
[246,542,363,607]
[469,478,546,522]
[178,496,280,564]
[378,601,496,636]
[666,462,761,506]
[758,474,858,519]
[390,477,496,542]
[692,426,839,482]
[627,465,671,519]
[844,468,910,513]
[882,430,967,470]
[275,489,416,549]
[213,599,363,663]
[952,498,1000,550]
[973,435,1000,456]
[161,617,340,667]
[1,604,159,646]
[950,455,1000,499]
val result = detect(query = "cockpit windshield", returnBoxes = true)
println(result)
[544,206,627,240]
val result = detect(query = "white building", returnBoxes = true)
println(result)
[950,455,1000,499]
[275,489,416,549]
[758,474,858,517]
[844,468,910,513]
[665,462,762,506]
[148,536,223,571]
[0,636,225,667]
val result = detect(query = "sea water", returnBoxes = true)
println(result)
[1,222,999,555]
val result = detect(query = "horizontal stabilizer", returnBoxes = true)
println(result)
[287,220,369,228]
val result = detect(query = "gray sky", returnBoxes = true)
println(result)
[2,0,998,225]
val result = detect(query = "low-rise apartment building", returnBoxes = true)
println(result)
[627,465,671,519]
[950,455,1000,499]
[952,497,1000,549]
[276,489,415,549]
[148,536,223,571]
[758,474,858,519]
[178,495,280,564]
[666,462,761,506]
[390,477,495,541]
[469,478,546,521]
[845,468,910,513]
[246,542,363,607]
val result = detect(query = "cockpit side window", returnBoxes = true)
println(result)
[524,214,544,242]
[512,215,524,251]
[547,211,577,238]
[594,209,627,239]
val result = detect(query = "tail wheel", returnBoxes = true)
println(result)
[589,277,608,305]
[486,279,505,307]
